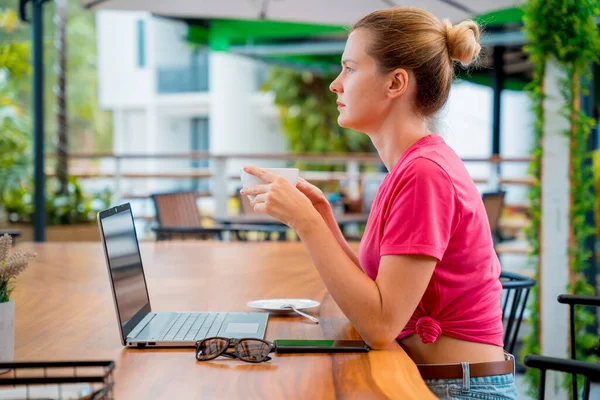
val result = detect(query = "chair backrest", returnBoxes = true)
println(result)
[524,295,600,399]
[524,354,600,400]
[151,191,204,228]
[500,271,536,355]
[482,190,506,235]
[558,295,600,398]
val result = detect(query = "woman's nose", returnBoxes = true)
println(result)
[329,75,342,93]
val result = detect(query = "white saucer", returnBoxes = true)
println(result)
[247,298,320,314]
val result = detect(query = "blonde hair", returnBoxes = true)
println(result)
[352,7,481,116]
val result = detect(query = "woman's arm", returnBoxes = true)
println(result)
[313,202,361,268]
[241,166,437,349]
[296,214,436,349]
[297,178,360,267]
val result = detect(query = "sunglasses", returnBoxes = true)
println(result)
[195,337,276,363]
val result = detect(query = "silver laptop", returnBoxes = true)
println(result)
[98,203,269,348]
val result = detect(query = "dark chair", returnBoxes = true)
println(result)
[524,294,600,399]
[482,190,513,246]
[500,271,536,355]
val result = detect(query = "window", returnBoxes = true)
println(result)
[137,20,145,68]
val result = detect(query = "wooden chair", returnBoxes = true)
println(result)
[151,191,223,240]
[151,191,286,241]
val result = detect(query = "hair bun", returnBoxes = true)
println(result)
[442,19,481,66]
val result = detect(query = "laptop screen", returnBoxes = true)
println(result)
[99,205,150,341]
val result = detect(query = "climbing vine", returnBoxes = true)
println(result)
[521,0,600,397]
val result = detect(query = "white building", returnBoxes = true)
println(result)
[96,11,286,219]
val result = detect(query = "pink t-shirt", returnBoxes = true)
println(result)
[358,134,504,346]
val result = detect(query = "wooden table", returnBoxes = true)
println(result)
[12,242,434,399]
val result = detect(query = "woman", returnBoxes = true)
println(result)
[241,7,518,399]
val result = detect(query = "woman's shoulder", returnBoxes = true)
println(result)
[391,155,454,186]
[395,138,467,185]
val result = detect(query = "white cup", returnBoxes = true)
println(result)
[240,167,299,201]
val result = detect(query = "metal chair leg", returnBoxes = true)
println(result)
[538,370,546,400]
[583,376,590,400]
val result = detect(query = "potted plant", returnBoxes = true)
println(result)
[0,233,35,373]
[1,176,111,241]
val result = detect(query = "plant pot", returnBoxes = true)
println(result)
[0,299,15,374]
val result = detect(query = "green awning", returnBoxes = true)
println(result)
[185,9,531,89]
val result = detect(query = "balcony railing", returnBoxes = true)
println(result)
[156,66,209,93]
[45,152,532,204]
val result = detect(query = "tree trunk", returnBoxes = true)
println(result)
[54,0,68,194]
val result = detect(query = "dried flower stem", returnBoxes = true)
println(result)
[0,233,35,303]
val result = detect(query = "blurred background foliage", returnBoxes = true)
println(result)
[0,1,112,225]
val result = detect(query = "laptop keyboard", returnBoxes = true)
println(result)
[159,312,227,341]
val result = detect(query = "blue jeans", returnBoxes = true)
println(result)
[424,358,518,399]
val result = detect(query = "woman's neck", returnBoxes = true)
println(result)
[368,115,432,171]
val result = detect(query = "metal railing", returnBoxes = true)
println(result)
[45,152,534,217]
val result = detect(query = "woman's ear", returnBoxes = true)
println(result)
[387,68,409,99]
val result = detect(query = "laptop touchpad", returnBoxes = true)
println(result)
[224,323,259,334]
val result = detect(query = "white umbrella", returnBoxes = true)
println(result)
[81,0,523,25]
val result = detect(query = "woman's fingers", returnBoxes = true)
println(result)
[252,202,267,213]
[297,177,314,192]
[252,193,268,205]
[241,184,270,196]
[243,166,278,183]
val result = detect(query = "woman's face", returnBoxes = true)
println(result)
[329,29,391,132]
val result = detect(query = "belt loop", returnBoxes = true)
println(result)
[505,351,516,376]
[461,362,470,392]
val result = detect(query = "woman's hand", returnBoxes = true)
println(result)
[296,177,329,211]
[240,166,320,233]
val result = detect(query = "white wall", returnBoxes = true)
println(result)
[113,109,147,159]
[209,51,287,173]
[152,17,194,68]
[441,81,493,158]
[96,11,155,109]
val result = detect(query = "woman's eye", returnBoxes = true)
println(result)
[346,67,353,73]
